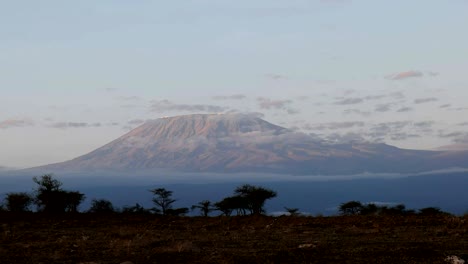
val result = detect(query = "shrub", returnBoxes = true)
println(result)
[88,199,115,213]
[5,192,33,212]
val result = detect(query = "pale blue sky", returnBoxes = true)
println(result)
[1,1,468,168]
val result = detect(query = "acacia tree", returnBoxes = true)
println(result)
[191,200,214,217]
[339,201,363,215]
[64,191,85,213]
[284,207,300,216]
[215,195,249,216]
[360,203,380,215]
[214,197,234,216]
[5,192,33,212]
[150,188,176,215]
[234,184,277,215]
[33,174,85,213]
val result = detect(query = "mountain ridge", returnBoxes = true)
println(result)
[32,114,468,175]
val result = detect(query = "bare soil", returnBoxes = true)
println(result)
[1,213,467,263]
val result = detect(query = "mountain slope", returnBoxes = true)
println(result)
[34,114,468,175]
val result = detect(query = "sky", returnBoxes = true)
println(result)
[1,0,468,168]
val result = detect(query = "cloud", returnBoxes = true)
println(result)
[256,97,298,115]
[437,130,468,144]
[372,121,410,131]
[438,131,465,138]
[127,119,146,125]
[364,95,386,100]
[299,119,437,144]
[366,120,435,141]
[286,108,300,115]
[257,97,291,109]
[440,104,451,108]
[303,121,365,131]
[334,98,364,105]
[452,133,468,144]
[223,110,266,118]
[389,92,405,100]
[451,107,468,111]
[413,121,434,128]
[300,119,436,144]
[343,89,356,95]
[212,94,247,100]
[325,132,366,144]
[437,131,468,144]
[343,109,372,117]
[335,92,405,109]
[386,70,424,80]
[248,112,266,118]
[50,122,102,129]
[414,97,438,104]
[367,121,412,141]
[104,87,118,92]
[428,71,439,77]
[457,122,468,126]
[150,100,228,113]
[0,119,34,129]
[413,121,434,133]
[266,74,288,80]
[117,96,142,101]
[389,133,420,141]
[120,104,141,109]
[116,96,144,108]
[396,107,413,112]
[374,103,393,112]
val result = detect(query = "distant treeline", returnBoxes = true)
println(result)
[0,174,459,217]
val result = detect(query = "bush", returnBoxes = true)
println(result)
[5,192,33,212]
[418,207,449,216]
[88,199,115,213]
[122,203,152,214]
[166,207,189,216]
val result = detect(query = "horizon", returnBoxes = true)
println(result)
[1,1,468,168]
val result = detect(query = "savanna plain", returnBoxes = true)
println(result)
[1,213,467,264]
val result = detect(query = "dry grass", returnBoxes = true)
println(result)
[0,213,467,263]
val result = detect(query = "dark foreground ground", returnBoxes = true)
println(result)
[1,213,467,264]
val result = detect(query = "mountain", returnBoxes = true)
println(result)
[33,114,468,175]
